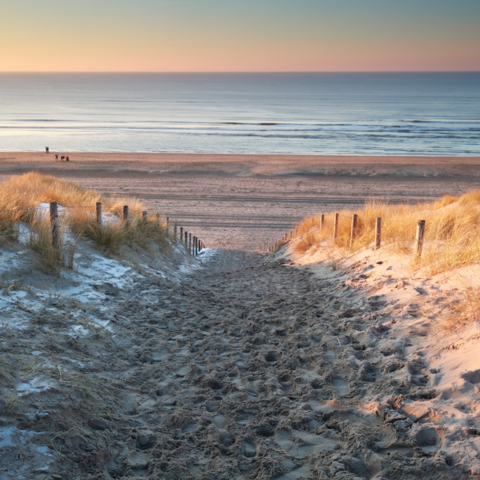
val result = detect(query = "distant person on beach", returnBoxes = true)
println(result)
[45,147,49,153]
[55,154,58,160]
[66,156,69,161]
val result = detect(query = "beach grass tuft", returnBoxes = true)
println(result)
[0,172,173,266]
[289,190,480,275]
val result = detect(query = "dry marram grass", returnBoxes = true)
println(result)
[0,171,143,214]
[0,172,174,269]
[439,280,480,333]
[289,190,480,275]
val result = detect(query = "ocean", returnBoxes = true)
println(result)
[0,73,479,156]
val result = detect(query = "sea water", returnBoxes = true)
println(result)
[0,73,479,155]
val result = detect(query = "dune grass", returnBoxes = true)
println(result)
[0,171,144,214]
[71,215,169,255]
[0,172,173,270]
[289,190,480,276]
[440,282,480,333]
[27,216,62,273]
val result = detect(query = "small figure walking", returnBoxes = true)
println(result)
[45,146,49,153]
[55,154,58,160]
[66,156,69,162]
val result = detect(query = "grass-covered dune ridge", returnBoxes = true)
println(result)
[0,171,144,217]
[0,172,173,271]
[291,190,480,276]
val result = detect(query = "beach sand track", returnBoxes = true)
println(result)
[5,249,471,479]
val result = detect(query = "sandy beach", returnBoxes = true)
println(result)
[1,152,479,251]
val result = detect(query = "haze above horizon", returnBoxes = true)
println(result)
[1,0,479,73]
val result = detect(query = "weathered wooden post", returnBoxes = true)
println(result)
[321,214,325,231]
[194,236,197,255]
[174,222,177,241]
[184,231,188,249]
[123,205,129,221]
[166,216,169,229]
[96,202,102,226]
[375,217,382,250]
[350,214,358,248]
[142,211,147,227]
[50,202,60,250]
[415,220,426,257]
[333,213,339,240]
[189,233,192,254]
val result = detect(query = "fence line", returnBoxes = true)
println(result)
[271,211,427,258]
[0,202,205,257]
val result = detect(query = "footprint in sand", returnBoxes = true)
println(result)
[332,378,349,396]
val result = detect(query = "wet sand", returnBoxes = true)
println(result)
[1,152,479,251]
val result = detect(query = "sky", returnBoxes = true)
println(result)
[1,0,479,72]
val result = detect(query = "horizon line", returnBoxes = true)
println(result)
[1,70,480,74]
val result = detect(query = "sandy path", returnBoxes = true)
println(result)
[1,153,480,251]
[15,249,464,479]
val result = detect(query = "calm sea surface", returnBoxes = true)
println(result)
[0,73,479,155]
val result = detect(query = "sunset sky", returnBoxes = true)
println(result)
[1,0,479,72]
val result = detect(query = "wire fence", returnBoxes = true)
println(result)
[0,202,206,257]
[272,212,427,258]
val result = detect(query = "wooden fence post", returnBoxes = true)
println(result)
[350,214,358,248]
[415,220,426,257]
[174,223,177,241]
[321,214,325,231]
[123,205,129,221]
[166,216,169,230]
[142,211,147,227]
[184,231,188,248]
[333,213,339,240]
[375,217,382,250]
[96,202,102,226]
[189,233,192,254]
[194,236,197,255]
[50,202,60,250]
